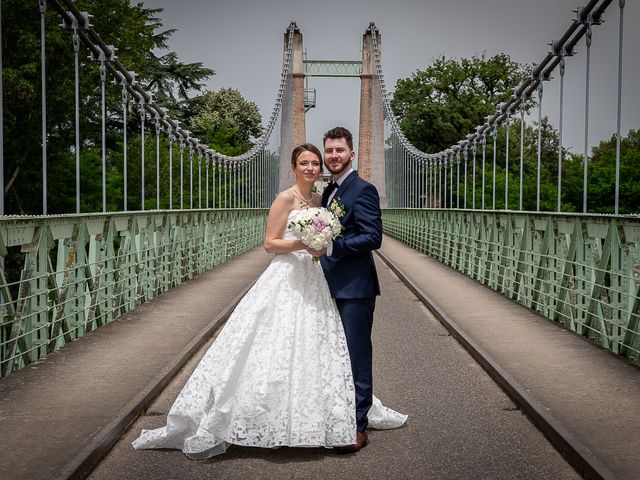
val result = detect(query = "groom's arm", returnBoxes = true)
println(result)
[331,183,382,258]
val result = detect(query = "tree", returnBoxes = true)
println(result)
[184,88,263,156]
[562,130,640,214]
[2,0,213,214]
[390,53,529,153]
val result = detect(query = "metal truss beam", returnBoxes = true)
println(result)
[304,60,362,77]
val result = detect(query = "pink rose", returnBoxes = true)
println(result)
[312,218,326,231]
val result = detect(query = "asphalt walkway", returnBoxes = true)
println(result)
[1,236,638,479]
[89,248,577,480]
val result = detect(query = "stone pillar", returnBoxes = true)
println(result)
[279,23,306,192]
[358,24,386,206]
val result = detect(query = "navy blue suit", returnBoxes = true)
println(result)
[320,171,382,432]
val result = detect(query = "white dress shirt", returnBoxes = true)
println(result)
[326,168,354,256]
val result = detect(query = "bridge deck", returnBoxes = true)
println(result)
[1,237,638,480]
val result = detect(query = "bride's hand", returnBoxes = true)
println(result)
[305,246,327,257]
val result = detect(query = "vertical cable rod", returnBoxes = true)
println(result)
[99,53,106,211]
[582,13,593,213]
[614,0,625,214]
[472,140,477,209]
[179,139,184,209]
[449,152,453,208]
[557,52,566,212]
[140,99,145,210]
[189,144,193,209]
[463,146,468,209]
[198,149,202,209]
[482,135,486,210]
[40,0,47,214]
[205,153,209,208]
[536,78,544,211]
[492,126,497,210]
[73,23,80,213]
[155,113,160,209]
[169,129,174,209]
[456,149,460,209]
[519,94,525,211]
[122,85,128,211]
[504,110,510,210]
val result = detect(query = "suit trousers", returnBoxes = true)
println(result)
[335,297,376,432]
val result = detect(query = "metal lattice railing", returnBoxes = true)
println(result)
[383,209,640,364]
[0,209,268,377]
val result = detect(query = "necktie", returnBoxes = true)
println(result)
[324,181,337,205]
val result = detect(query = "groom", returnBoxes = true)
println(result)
[318,126,382,452]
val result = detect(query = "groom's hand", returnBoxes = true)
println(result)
[305,246,327,257]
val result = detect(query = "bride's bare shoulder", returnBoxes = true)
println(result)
[271,188,296,209]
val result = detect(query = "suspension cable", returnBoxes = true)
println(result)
[51,0,298,196]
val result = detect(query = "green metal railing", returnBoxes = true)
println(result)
[0,209,268,377]
[383,209,640,364]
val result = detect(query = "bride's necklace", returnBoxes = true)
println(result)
[292,186,313,208]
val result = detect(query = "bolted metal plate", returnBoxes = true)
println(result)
[2,224,36,247]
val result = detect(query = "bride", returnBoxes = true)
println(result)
[132,143,405,459]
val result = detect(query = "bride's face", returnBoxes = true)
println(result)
[293,151,322,184]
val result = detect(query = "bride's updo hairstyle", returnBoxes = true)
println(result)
[291,143,323,170]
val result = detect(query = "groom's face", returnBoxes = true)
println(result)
[323,137,354,178]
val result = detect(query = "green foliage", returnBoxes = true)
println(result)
[183,88,263,156]
[419,124,640,214]
[562,130,640,214]
[391,53,529,153]
[393,53,639,214]
[2,0,218,214]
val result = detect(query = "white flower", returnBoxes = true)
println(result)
[287,207,344,259]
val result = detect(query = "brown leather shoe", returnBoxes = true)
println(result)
[335,431,368,454]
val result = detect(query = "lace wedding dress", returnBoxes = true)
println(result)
[132,210,406,459]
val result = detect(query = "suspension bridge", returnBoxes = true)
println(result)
[1,0,639,479]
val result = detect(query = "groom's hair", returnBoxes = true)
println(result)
[323,126,353,151]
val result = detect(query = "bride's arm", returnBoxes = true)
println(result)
[264,191,306,254]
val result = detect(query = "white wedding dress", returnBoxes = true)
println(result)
[132,210,406,459]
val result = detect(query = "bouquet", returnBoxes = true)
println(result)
[288,201,345,261]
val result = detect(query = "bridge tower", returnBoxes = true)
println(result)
[278,24,386,206]
[278,23,306,191]
[358,24,386,206]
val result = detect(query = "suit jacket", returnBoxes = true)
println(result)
[320,171,382,299]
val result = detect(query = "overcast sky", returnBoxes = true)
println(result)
[141,0,639,156]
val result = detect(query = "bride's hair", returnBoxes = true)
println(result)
[291,143,323,170]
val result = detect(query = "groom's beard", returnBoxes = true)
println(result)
[324,160,352,179]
